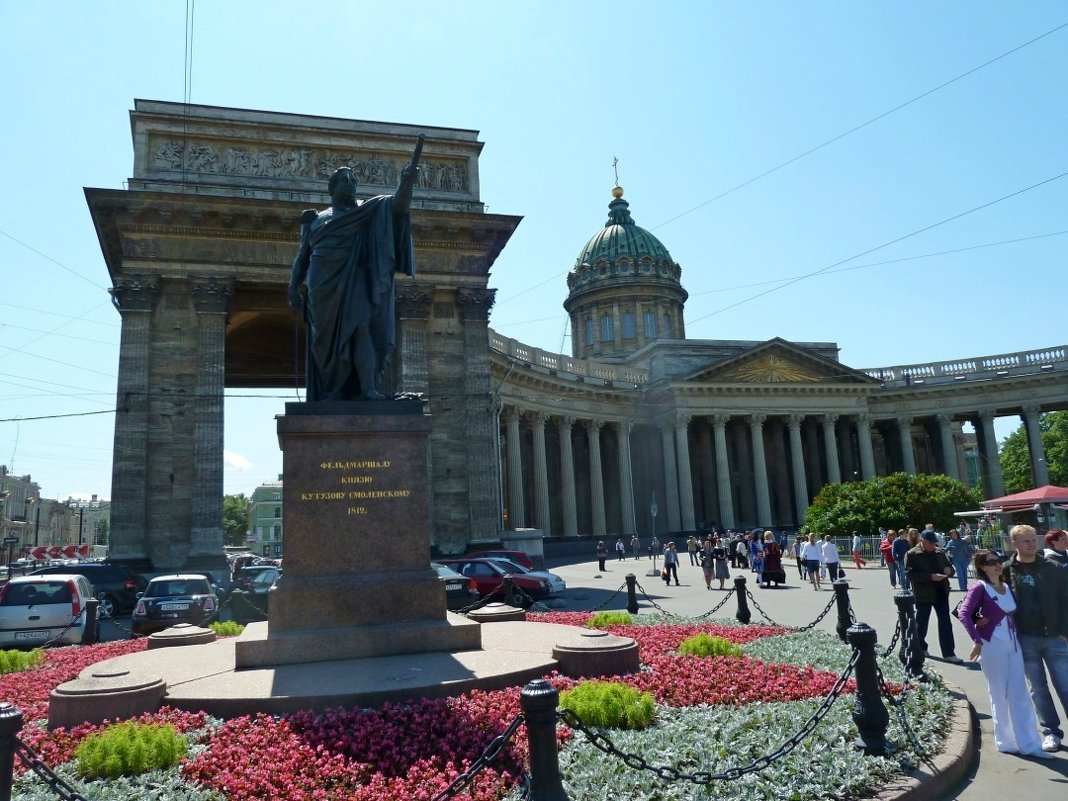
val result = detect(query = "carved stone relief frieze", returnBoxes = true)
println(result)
[150,137,469,193]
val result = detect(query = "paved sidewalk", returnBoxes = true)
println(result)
[544,554,1068,797]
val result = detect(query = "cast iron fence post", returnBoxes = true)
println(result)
[625,574,638,614]
[846,623,894,756]
[82,597,99,645]
[502,574,517,606]
[0,702,23,801]
[893,590,925,678]
[833,579,852,642]
[733,575,750,624]
[520,679,571,801]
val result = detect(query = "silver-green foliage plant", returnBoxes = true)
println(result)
[677,632,742,658]
[75,722,188,779]
[560,680,656,730]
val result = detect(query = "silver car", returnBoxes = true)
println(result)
[0,574,95,647]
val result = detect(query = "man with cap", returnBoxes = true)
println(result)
[905,528,962,664]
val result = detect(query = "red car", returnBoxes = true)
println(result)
[465,550,535,570]
[437,558,550,604]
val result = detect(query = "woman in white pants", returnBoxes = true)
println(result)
[956,550,1051,757]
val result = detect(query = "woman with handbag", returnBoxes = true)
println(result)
[956,550,1051,758]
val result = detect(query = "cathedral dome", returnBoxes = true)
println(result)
[565,186,687,360]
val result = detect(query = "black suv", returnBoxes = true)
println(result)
[30,562,147,617]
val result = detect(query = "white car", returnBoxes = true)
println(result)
[484,557,567,595]
[0,574,96,647]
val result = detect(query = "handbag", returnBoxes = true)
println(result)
[952,597,981,625]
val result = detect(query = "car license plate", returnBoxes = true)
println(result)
[159,603,190,611]
[445,582,463,592]
[14,630,50,641]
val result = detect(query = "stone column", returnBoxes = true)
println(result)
[530,413,551,535]
[788,414,809,521]
[395,287,433,395]
[660,423,681,531]
[107,276,160,564]
[674,416,696,531]
[822,414,842,484]
[749,414,773,525]
[856,414,877,480]
[697,422,717,524]
[586,420,607,537]
[1022,405,1050,487]
[505,408,526,528]
[556,417,579,536]
[936,414,961,480]
[977,411,1005,498]
[712,415,736,529]
[898,417,917,475]
[188,277,233,564]
[617,421,637,535]
[457,288,500,543]
[804,420,822,497]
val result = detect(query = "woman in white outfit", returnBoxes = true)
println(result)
[956,549,1051,758]
[800,533,824,591]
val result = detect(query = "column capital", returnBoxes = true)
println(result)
[396,286,433,318]
[749,413,766,429]
[935,413,955,425]
[822,413,839,427]
[188,276,235,314]
[504,406,524,426]
[455,288,497,321]
[674,414,692,432]
[787,413,804,429]
[556,416,576,432]
[529,411,548,429]
[616,418,634,435]
[896,415,914,426]
[584,419,603,435]
[1021,404,1042,419]
[711,413,731,429]
[109,274,160,313]
[856,413,872,426]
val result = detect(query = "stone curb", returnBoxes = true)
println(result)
[873,684,976,801]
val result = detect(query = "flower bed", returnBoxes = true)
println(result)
[8,614,952,801]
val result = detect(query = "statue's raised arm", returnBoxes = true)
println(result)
[393,133,425,217]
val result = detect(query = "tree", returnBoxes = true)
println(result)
[802,472,983,535]
[222,494,250,547]
[999,410,1068,494]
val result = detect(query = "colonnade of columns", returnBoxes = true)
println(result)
[500,404,1050,536]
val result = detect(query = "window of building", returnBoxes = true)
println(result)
[585,318,594,345]
[622,312,636,340]
[600,314,614,343]
[273,507,281,518]
[663,312,673,337]
[643,311,657,338]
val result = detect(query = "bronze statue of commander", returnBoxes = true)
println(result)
[288,135,424,401]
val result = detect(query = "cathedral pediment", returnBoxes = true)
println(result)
[682,338,876,385]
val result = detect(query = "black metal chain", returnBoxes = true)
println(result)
[36,610,86,648]
[875,655,930,763]
[557,650,859,784]
[428,713,526,801]
[788,593,837,633]
[14,739,92,801]
[695,587,737,619]
[880,619,902,660]
[631,579,682,616]
[743,588,777,625]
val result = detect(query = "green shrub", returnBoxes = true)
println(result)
[208,620,245,637]
[677,633,742,658]
[0,647,45,674]
[559,680,655,730]
[586,611,632,628]
[75,722,188,779]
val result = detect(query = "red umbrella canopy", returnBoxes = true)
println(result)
[982,484,1068,509]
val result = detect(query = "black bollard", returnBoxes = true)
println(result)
[625,573,639,614]
[832,580,852,643]
[733,575,750,624]
[82,597,99,645]
[0,703,24,801]
[502,574,518,607]
[520,679,571,801]
[846,623,895,756]
[893,590,925,679]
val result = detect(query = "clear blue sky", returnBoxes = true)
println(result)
[1,1,1065,501]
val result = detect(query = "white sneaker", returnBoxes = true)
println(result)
[1041,734,1061,752]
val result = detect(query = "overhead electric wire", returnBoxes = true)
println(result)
[493,20,1068,308]
[686,169,1068,328]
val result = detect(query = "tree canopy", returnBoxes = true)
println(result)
[999,410,1068,494]
[802,472,983,535]
[222,494,250,547]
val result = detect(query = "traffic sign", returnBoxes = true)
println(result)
[2,536,19,545]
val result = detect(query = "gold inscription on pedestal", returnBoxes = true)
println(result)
[298,459,412,509]
[340,475,374,484]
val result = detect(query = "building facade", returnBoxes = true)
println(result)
[85,101,1068,569]
[248,480,283,558]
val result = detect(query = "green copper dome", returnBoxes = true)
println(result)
[575,187,673,267]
